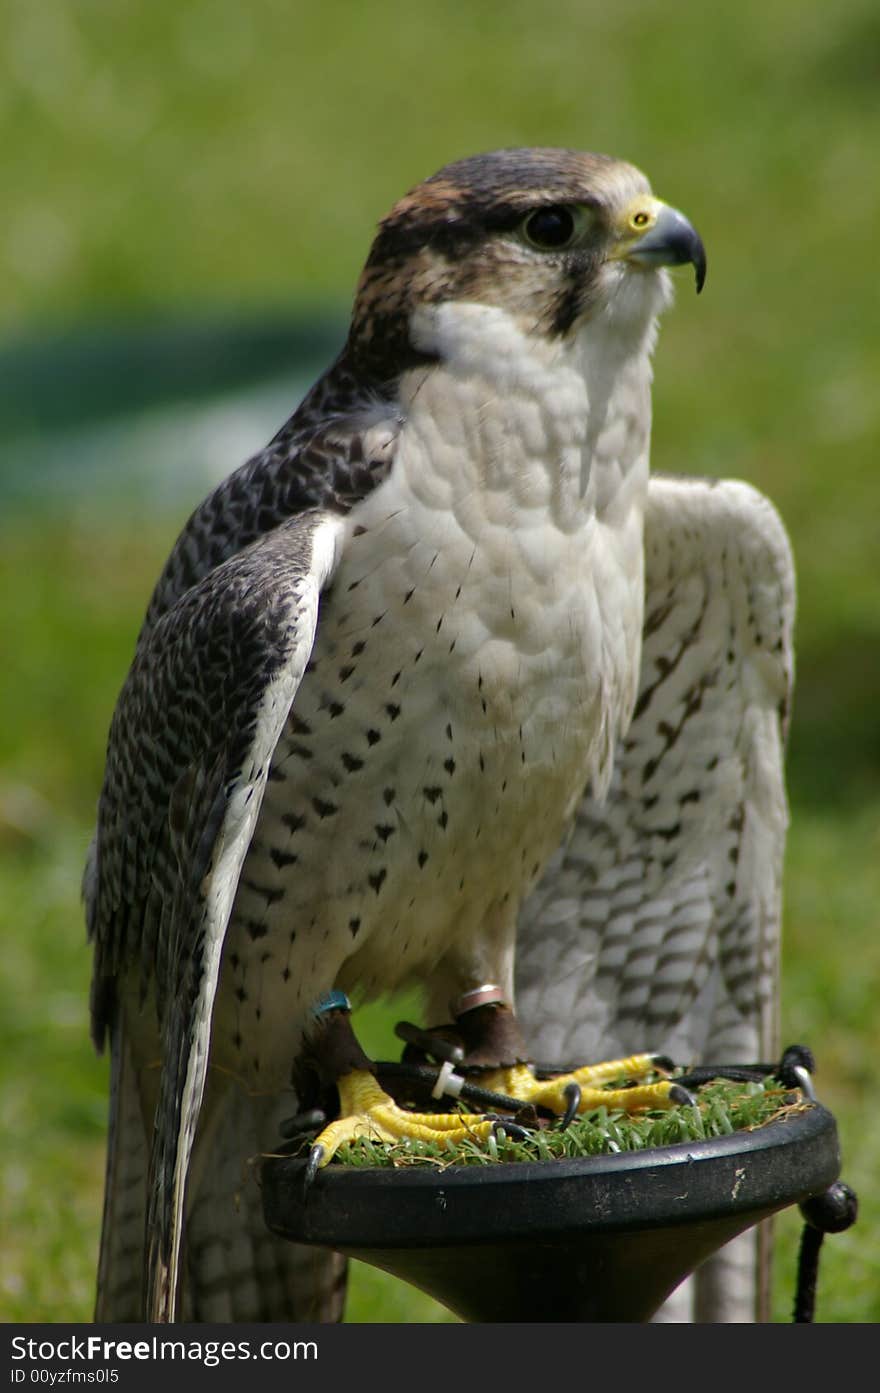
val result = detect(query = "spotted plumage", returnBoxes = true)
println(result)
[83,147,775,1325]
[516,477,794,1320]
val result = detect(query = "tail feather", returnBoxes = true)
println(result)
[182,1082,346,1322]
[95,1027,345,1322]
[95,1018,150,1321]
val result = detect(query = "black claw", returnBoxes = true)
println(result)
[669,1083,697,1107]
[490,1118,530,1144]
[650,1053,676,1074]
[304,1144,325,1194]
[559,1083,582,1130]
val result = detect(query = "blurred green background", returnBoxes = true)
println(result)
[1,0,878,1323]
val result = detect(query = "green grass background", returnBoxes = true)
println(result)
[1,0,878,1322]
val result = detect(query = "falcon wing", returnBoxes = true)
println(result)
[86,509,346,1321]
[515,475,795,1320]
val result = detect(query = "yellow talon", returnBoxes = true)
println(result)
[309,1053,682,1168]
[311,1069,497,1166]
[481,1053,679,1117]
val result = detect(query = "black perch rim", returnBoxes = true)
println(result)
[261,1102,839,1322]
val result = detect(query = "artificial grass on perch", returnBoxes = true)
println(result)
[281,1042,818,1171]
[333,1077,808,1169]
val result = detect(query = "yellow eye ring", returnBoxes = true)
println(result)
[631,210,652,229]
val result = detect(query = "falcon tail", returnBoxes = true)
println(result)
[96,1015,346,1321]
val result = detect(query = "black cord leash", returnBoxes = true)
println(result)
[793,1181,858,1323]
[677,1042,858,1323]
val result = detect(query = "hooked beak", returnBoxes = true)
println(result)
[615,199,707,293]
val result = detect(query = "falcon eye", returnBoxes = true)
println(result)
[520,205,580,251]
[630,209,653,229]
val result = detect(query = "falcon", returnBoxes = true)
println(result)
[86,147,716,1323]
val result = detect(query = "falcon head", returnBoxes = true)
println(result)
[349,147,706,381]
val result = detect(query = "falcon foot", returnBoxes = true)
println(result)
[299,994,690,1174]
[307,1068,500,1169]
[478,1056,694,1119]
[298,996,513,1171]
[418,995,689,1122]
